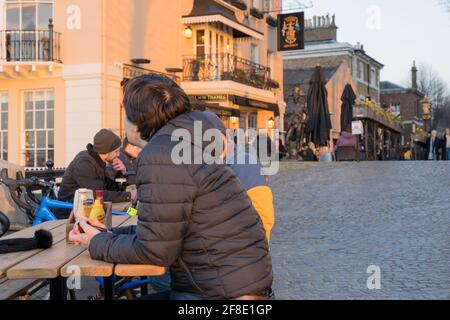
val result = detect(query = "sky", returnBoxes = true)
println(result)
[285,0,450,88]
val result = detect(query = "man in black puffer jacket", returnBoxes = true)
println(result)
[69,74,273,300]
[57,130,135,218]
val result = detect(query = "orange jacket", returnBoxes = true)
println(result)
[229,153,275,243]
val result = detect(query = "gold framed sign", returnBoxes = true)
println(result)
[277,12,305,51]
[191,94,227,102]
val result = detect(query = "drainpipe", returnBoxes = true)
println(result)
[101,0,107,129]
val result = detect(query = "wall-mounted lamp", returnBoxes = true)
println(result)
[268,117,275,129]
[184,26,193,39]
[230,116,239,125]
[131,58,151,65]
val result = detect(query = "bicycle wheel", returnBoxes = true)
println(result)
[0,211,10,237]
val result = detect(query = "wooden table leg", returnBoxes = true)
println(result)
[104,276,114,300]
[49,276,67,300]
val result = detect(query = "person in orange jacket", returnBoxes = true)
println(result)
[203,112,275,243]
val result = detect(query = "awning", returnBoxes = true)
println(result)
[182,0,264,40]
[230,95,280,116]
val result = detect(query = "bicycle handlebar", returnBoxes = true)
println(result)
[0,168,54,211]
[0,169,53,189]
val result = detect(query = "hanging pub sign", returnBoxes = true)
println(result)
[277,12,305,51]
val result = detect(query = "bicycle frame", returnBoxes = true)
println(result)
[32,197,73,226]
[33,197,129,226]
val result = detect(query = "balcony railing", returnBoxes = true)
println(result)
[183,53,276,90]
[0,30,62,63]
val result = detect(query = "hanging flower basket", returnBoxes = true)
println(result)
[250,7,264,20]
[266,16,278,27]
[230,0,247,11]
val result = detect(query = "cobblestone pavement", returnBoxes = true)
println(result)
[269,161,450,300]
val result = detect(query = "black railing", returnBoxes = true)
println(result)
[183,53,274,90]
[0,29,62,63]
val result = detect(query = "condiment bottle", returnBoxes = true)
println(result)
[89,190,106,223]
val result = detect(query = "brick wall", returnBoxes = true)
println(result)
[304,27,338,42]
[356,82,380,104]
[380,91,423,121]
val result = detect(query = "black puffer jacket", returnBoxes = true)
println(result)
[58,144,132,203]
[89,111,273,299]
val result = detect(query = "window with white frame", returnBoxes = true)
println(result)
[251,43,260,64]
[4,0,54,61]
[359,62,364,80]
[390,103,401,116]
[24,89,54,168]
[371,68,376,86]
[5,0,53,30]
[248,113,258,129]
[0,92,8,161]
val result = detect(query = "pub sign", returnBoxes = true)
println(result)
[277,12,305,51]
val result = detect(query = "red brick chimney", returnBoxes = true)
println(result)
[411,61,418,90]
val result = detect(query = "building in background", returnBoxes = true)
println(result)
[0,0,285,168]
[283,14,407,160]
[284,14,384,105]
[381,61,428,158]
[380,61,425,131]
[283,14,384,143]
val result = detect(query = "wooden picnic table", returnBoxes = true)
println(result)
[1,215,166,300]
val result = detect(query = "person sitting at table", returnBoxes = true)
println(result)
[106,136,142,186]
[69,73,273,300]
[57,129,137,218]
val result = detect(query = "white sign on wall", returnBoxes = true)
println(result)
[352,121,364,135]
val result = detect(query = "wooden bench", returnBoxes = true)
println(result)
[2,215,166,300]
[0,220,67,300]
[0,277,41,300]
[0,216,129,300]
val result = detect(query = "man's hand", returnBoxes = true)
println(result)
[130,189,138,202]
[113,158,127,175]
[69,218,101,247]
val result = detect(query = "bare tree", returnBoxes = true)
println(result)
[407,64,450,127]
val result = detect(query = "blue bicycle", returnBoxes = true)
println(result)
[0,168,128,231]
[0,168,158,299]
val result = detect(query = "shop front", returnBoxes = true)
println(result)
[188,93,279,132]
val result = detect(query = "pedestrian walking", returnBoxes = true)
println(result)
[442,128,450,161]
[425,130,441,161]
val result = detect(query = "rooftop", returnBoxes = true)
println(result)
[380,81,406,91]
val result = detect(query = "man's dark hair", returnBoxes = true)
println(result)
[122,73,192,141]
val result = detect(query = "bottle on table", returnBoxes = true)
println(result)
[89,190,106,223]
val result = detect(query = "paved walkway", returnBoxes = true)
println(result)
[270,161,450,299]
